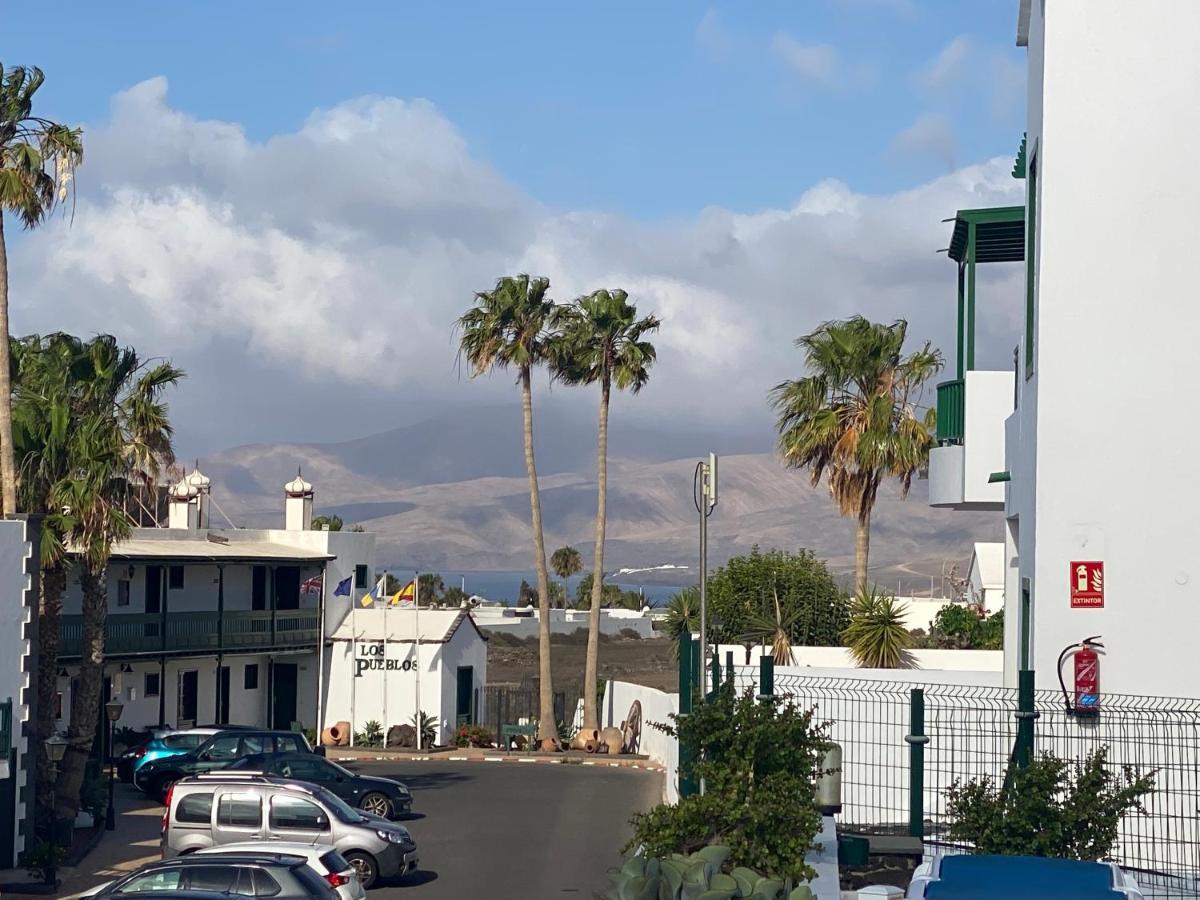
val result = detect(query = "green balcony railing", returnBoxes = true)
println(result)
[0,698,11,761]
[936,379,965,445]
[58,609,320,660]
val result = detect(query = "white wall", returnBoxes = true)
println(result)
[473,607,656,639]
[0,520,33,865]
[1012,0,1200,697]
[962,371,1014,506]
[602,681,680,803]
[712,644,1003,675]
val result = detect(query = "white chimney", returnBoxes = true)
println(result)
[168,478,199,530]
[284,469,314,531]
[186,464,212,529]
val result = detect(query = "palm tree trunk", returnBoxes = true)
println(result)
[56,565,106,820]
[36,565,66,821]
[520,367,556,748]
[855,511,871,594]
[0,213,16,516]
[582,377,610,731]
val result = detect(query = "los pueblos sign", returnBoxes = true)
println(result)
[355,641,416,677]
[1070,561,1104,608]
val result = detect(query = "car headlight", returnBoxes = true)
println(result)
[395,786,410,796]
[377,829,407,844]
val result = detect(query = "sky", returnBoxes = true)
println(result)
[2,1,1028,456]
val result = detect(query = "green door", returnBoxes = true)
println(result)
[456,666,474,726]
[272,662,298,730]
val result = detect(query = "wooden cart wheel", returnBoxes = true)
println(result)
[621,700,642,755]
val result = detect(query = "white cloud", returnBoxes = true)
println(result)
[695,8,734,63]
[918,35,1027,122]
[772,33,840,85]
[9,78,1024,448]
[920,36,973,91]
[892,112,957,169]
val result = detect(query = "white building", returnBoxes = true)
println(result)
[930,1,1200,697]
[966,542,1005,615]
[55,470,486,748]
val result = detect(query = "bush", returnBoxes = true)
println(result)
[924,603,1004,650]
[454,724,494,748]
[605,846,814,900]
[626,685,830,881]
[618,627,642,641]
[842,587,914,668]
[354,720,383,748]
[945,748,1154,859]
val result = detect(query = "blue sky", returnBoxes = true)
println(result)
[6,1,1024,219]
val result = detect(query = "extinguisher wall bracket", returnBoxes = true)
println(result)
[1058,636,1103,719]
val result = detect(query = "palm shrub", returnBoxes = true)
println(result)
[946,748,1154,859]
[626,685,830,882]
[663,587,699,656]
[410,711,437,748]
[842,587,914,668]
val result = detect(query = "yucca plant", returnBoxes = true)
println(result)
[663,587,700,657]
[411,711,437,748]
[842,587,915,669]
[741,586,801,666]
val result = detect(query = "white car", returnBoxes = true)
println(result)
[75,843,366,900]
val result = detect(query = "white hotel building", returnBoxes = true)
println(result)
[929,0,1200,698]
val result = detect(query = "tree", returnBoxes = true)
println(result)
[842,587,915,669]
[549,545,582,610]
[46,336,182,819]
[418,572,444,604]
[0,64,83,514]
[663,587,699,655]
[550,289,659,731]
[770,317,942,592]
[310,514,343,531]
[706,547,848,649]
[456,274,559,747]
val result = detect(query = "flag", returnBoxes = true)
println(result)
[334,576,352,597]
[359,591,374,608]
[360,575,386,608]
[301,574,323,595]
[390,580,416,606]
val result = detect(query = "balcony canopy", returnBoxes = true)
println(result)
[947,206,1025,264]
[90,537,334,565]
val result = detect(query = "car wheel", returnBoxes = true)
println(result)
[152,773,179,803]
[344,851,378,889]
[359,792,392,819]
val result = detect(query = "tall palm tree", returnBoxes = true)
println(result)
[47,336,182,818]
[0,64,83,514]
[456,275,559,748]
[550,289,659,732]
[770,317,941,593]
[550,545,582,610]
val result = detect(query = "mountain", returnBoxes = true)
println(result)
[197,405,1000,591]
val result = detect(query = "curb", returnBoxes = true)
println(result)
[329,752,665,774]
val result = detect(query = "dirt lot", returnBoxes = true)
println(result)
[486,629,679,692]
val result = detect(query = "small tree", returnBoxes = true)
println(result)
[550,545,582,610]
[627,685,830,881]
[310,514,343,531]
[946,749,1154,860]
[842,587,914,668]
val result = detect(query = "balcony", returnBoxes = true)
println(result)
[936,379,965,444]
[928,371,1013,510]
[58,609,320,660]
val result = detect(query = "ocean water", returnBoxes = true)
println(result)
[393,569,687,607]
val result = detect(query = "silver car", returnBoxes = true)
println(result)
[162,773,418,889]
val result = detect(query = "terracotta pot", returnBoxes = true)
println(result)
[569,729,600,753]
[321,721,352,747]
[599,727,626,754]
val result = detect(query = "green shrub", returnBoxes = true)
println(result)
[605,846,814,900]
[454,724,494,748]
[354,720,384,748]
[842,587,914,668]
[410,712,437,747]
[618,627,642,641]
[626,685,830,882]
[925,603,1004,650]
[945,748,1154,859]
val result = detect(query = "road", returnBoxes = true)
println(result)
[356,759,661,899]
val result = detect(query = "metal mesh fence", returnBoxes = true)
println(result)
[730,665,1200,898]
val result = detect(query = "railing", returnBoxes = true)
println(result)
[0,698,11,761]
[58,609,320,659]
[936,379,965,445]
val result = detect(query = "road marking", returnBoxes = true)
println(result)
[518,757,538,762]
[484,757,503,761]
[448,756,468,761]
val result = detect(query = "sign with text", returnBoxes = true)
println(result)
[1070,561,1104,608]
[354,641,417,677]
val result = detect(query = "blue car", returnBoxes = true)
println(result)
[117,727,237,783]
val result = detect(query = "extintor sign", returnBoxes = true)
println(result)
[1070,561,1104,608]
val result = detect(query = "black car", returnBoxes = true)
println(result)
[87,852,336,898]
[134,730,314,800]
[228,751,413,819]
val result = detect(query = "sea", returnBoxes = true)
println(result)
[382,569,688,607]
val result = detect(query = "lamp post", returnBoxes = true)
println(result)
[104,700,123,830]
[44,734,67,887]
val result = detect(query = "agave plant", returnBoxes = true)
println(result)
[741,586,802,666]
[605,845,813,900]
[841,587,916,669]
[410,711,438,747]
[663,587,700,656]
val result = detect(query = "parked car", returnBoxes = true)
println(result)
[135,730,313,799]
[118,728,230,784]
[194,844,365,900]
[78,851,337,898]
[163,773,418,889]
[227,752,412,818]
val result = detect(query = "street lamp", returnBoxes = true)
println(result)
[43,734,67,887]
[104,700,123,831]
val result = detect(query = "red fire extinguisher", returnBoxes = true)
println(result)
[1057,636,1103,717]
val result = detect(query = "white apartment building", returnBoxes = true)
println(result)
[930,0,1200,697]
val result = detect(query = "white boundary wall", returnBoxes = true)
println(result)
[602,680,679,803]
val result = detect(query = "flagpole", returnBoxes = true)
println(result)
[415,570,422,752]
[382,570,389,749]
[316,568,327,746]
[350,577,357,748]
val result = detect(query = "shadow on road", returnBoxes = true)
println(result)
[378,769,475,792]
[399,870,439,887]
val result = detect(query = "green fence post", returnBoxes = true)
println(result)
[677,629,698,799]
[758,655,774,703]
[691,637,701,698]
[710,653,721,699]
[725,651,734,690]
[905,688,929,838]
[1015,668,1037,769]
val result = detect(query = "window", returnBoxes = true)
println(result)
[114,869,183,893]
[117,579,130,607]
[276,734,305,753]
[235,868,283,898]
[244,663,259,690]
[269,795,329,831]
[240,735,275,755]
[164,733,206,751]
[53,692,62,719]
[354,564,368,589]
[175,792,213,824]
[183,866,239,894]
[275,756,329,781]
[144,672,160,698]
[202,735,241,761]
[251,566,267,611]
[168,565,185,590]
[216,793,261,828]
[1025,153,1038,377]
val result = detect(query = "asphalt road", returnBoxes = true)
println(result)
[348,759,662,900]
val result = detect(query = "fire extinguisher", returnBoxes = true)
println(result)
[1057,636,1103,717]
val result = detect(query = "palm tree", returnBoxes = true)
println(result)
[50,336,182,818]
[550,546,582,610]
[663,587,699,657]
[770,317,942,593]
[550,289,659,733]
[0,64,83,514]
[842,586,915,669]
[456,274,559,748]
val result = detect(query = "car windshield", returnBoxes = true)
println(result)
[309,786,368,824]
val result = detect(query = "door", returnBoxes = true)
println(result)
[271,663,298,730]
[456,666,474,726]
[214,790,264,845]
[274,567,300,610]
[145,566,162,613]
[267,793,332,846]
[217,666,231,725]
[178,670,198,727]
[194,734,243,775]
[273,755,349,800]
